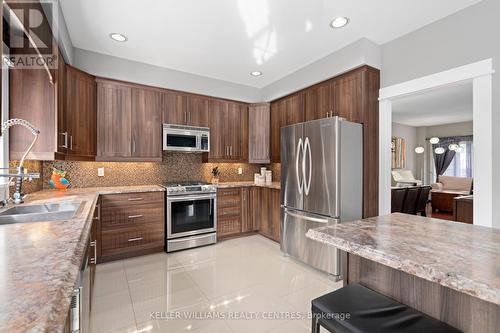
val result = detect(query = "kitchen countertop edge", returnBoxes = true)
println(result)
[0,185,165,333]
[305,214,500,306]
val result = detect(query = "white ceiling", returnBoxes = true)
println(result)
[60,0,481,88]
[392,83,473,127]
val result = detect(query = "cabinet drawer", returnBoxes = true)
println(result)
[217,196,241,209]
[101,224,164,257]
[101,203,164,230]
[218,217,241,237]
[217,188,241,197]
[101,191,164,207]
[217,206,241,218]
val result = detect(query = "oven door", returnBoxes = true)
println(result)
[167,194,216,239]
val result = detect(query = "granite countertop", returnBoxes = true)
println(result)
[0,185,164,333]
[306,213,500,306]
[217,181,280,189]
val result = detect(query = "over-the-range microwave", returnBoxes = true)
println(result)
[162,124,210,152]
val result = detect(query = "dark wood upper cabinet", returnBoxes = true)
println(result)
[269,65,380,218]
[270,93,303,163]
[97,80,162,161]
[248,103,270,163]
[205,100,248,162]
[317,81,335,119]
[65,65,96,159]
[207,99,227,160]
[226,102,247,160]
[186,95,209,127]
[162,92,186,125]
[131,88,162,159]
[270,100,284,163]
[162,93,208,127]
[334,71,363,123]
[96,80,132,160]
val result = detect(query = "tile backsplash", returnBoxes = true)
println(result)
[9,160,44,194]
[37,153,281,189]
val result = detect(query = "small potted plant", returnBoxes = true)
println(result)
[211,167,220,184]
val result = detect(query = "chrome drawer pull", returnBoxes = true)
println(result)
[128,237,143,242]
[128,198,143,201]
[128,214,144,219]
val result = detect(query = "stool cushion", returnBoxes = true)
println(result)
[311,284,461,333]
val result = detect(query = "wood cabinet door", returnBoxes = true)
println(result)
[97,81,132,158]
[270,100,285,163]
[250,187,261,231]
[226,102,245,160]
[56,48,67,155]
[208,99,227,159]
[334,71,363,122]
[163,92,187,125]
[241,187,252,232]
[65,65,96,157]
[131,88,162,159]
[259,188,272,237]
[270,189,281,242]
[284,92,304,126]
[304,87,319,121]
[248,103,270,163]
[317,81,334,119]
[187,95,209,127]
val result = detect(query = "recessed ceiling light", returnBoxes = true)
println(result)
[250,71,262,76]
[330,17,349,29]
[109,33,128,42]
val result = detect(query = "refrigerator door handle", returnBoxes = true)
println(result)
[303,137,312,195]
[295,138,304,194]
[284,209,330,224]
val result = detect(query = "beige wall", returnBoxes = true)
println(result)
[391,122,418,178]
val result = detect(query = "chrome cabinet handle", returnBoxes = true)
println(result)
[128,197,143,201]
[90,241,97,264]
[295,138,304,194]
[184,111,187,124]
[59,132,69,148]
[128,214,143,219]
[94,204,100,220]
[188,111,191,124]
[70,135,73,150]
[303,137,312,196]
[128,237,143,242]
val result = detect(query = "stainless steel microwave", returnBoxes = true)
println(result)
[162,124,210,152]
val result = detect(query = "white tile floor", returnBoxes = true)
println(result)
[91,235,342,333]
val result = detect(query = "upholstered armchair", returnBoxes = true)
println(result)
[391,169,422,187]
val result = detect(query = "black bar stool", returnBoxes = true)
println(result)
[311,284,461,333]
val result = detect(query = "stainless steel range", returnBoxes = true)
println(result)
[161,181,217,252]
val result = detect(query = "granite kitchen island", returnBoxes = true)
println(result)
[306,213,500,333]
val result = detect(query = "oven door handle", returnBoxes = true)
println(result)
[167,195,216,202]
[168,233,216,243]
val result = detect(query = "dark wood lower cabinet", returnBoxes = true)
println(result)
[217,188,243,237]
[97,191,164,263]
[218,186,281,242]
[254,187,281,242]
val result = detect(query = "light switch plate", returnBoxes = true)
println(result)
[238,167,243,175]
[98,167,105,177]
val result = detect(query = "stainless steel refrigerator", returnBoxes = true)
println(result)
[280,116,363,278]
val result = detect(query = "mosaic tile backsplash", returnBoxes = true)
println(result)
[36,153,281,189]
[9,160,44,194]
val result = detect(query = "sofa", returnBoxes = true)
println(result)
[431,176,473,212]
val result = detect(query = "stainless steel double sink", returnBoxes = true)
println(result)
[0,201,84,225]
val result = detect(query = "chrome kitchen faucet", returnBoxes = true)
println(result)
[0,119,41,205]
